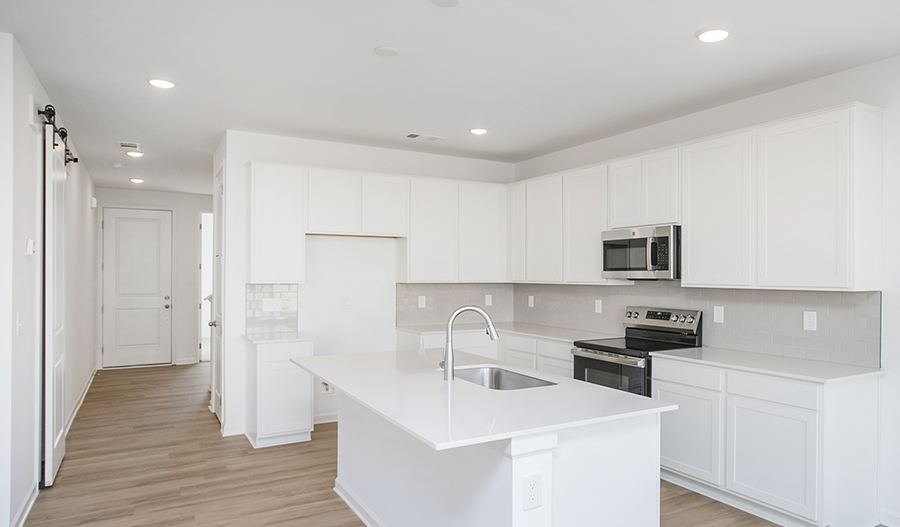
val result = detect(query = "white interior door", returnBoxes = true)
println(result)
[210,168,224,422]
[102,208,173,367]
[43,124,67,486]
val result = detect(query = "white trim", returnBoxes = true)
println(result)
[245,430,311,449]
[12,484,39,527]
[63,368,97,437]
[882,508,900,527]
[314,413,338,425]
[173,359,200,366]
[221,423,244,437]
[334,478,385,527]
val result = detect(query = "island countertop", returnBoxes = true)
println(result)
[292,348,675,451]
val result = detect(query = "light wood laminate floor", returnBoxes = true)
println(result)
[27,363,780,527]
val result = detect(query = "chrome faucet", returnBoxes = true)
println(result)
[441,305,499,381]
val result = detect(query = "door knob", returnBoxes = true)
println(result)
[165,304,170,309]
[209,321,217,327]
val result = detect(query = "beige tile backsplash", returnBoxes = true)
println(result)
[397,281,881,368]
[245,283,299,336]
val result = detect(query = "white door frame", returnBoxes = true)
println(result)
[210,166,225,424]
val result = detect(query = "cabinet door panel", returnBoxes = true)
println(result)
[536,355,573,378]
[642,148,680,225]
[726,395,819,521]
[249,164,305,283]
[259,361,313,436]
[757,110,850,288]
[361,174,408,236]
[608,157,642,228]
[409,179,457,281]
[507,183,527,282]
[526,176,563,282]
[506,349,536,370]
[307,169,359,234]
[459,182,506,282]
[681,133,753,287]
[654,380,723,486]
[563,166,608,283]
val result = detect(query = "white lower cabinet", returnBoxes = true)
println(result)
[653,356,880,527]
[396,329,498,360]
[500,332,573,378]
[246,339,314,448]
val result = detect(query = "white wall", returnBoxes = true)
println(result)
[95,188,212,367]
[514,54,900,525]
[300,235,398,422]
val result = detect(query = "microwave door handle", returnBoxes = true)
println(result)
[648,237,658,270]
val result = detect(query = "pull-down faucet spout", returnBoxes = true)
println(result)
[441,305,499,381]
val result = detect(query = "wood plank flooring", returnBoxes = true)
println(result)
[27,363,779,527]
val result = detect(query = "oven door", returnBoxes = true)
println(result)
[572,349,649,396]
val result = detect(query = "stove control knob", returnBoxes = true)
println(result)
[632,312,639,319]
[679,315,687,323]
[625,311,633,319]
[670,314,678,322]
[686,315,695,324]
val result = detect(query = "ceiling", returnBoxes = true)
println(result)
[2,1,900,195]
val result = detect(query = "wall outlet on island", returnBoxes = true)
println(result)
[523,473,542,511]
[320,382,335,397]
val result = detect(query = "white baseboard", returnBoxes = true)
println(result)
[173,359,200,366]
[882,508,900,527]
[221,423,245,437]
[314,413,338,425]
[64,368,97,437]
[13,483,39,527]
[334,478,384,527]
[246,430,311,449]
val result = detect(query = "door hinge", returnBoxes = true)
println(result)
[199,263,202,269]
[199,342,202,349]
[101,262,104,270]
[199,223,202,230]
[101,220,104,228]
[101,305,104,313]
[101,347,104,354]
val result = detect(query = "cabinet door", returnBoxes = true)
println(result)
[536,355,573,378]
[526,175,563,282]
[248,163,305,283]
[408,179,458,281]
[259,360,313,436]
[608,157,642,229]
[757,110,850,288]
[506,349,536,370]
[726,395,819,521]
[507,182,527,282]
[307,169,359,234]
[459,182,506,282]
[563,166,608,283]
[681,133,753,287]
[361,174,408,236]
[654,380,723,486]
[642,148,680,225]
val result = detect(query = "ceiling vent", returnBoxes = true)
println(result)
[406,133,444,141]
[117,141,141,150]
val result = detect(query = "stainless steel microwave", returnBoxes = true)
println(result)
[601,225,680,280]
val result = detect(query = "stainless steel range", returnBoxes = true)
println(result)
[572,306,702,396]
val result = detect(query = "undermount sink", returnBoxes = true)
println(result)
[454,366,557,390]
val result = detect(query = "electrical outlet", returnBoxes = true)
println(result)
[595,299,602,313]
[803,311,817,331]
[418,295,426,308]
[288,298,297,311]
[528,295,534,308]
[714,305,724,323]
[320,382,335,396]
[523,473,542,511]
[261,298,281,312]
[341,297,350,310]
[485,294,492,307]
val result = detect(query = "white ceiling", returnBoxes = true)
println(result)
[2,1,900,195]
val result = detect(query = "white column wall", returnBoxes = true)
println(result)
[1,31,16,527]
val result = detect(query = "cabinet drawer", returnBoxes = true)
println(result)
[727,371,820,411]
[653,358,723,391]
[537,339,574,361]
[507,349,537,369]
[421,333,445,349]
[506,334,536,353]
[536,355,573,378]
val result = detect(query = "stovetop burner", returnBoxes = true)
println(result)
[573,306,703,359]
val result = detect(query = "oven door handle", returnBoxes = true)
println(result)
[571,348,647,368]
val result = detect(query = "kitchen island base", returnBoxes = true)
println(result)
[333,393,662,527]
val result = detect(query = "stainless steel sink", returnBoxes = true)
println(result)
[454,366,556,390]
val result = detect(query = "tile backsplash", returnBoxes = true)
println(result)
[245,283,299,337]
[396,281,881,368]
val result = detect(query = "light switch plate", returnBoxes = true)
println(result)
[803,311,817,331]
[713,306,724,323]
[595,299,602,313]
[261,298,281,312]
[485,294,492,307]
[418,295,426,308]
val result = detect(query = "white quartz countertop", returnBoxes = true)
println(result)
[651,346,884,383]
[243,333,313,344]
[292,349,675,451]
[396,322,621,343]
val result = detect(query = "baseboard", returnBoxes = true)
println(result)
[64,368,97,437]
[246,430,311,449]
[173,358,200,366]
[314,412,338,425]
[334,478,385,527]
[882,508,900,527]
[13,483,39,527]
[221,423,245,437]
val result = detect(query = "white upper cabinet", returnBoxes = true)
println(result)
[307,169,359,234]
[406,179,458,282]
[458,182,506,282]
[507,182,527,282]
[247,163,305,284]
[681,133,753,288]
[608,148,679,229]
[756,105,882,290]
[526,175,564,282]
[563,166,609,284]
[361,174,408,236]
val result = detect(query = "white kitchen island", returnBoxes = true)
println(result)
[292,348,676,527]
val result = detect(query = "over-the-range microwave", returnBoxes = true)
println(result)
[601,224,680,280]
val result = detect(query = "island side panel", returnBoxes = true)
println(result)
[335,393,514,527]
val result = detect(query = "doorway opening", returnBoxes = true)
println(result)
[199,212,213,362]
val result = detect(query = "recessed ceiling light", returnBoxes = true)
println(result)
[148,79,176,89]
[431,0,460,7]
[469,128,489,135]
[129,178,144,184]
[696,28,729,43]
[125,151,144,158]
[373,46,399,57]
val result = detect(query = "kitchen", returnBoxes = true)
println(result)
[1,2,900,527]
